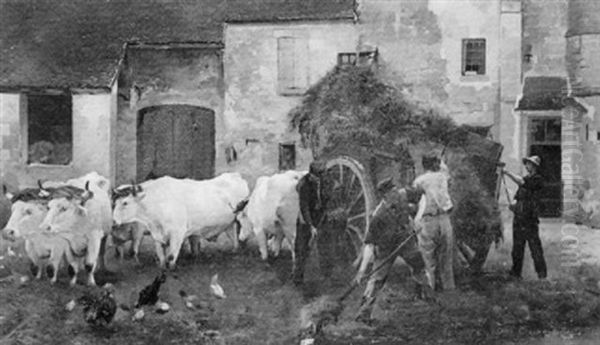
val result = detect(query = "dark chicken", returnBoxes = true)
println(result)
[77,288,117,326]
[135,272,167,308]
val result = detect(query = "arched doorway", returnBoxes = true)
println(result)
[137,105,215,181]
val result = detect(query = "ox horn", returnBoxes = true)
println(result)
[37,179,50,198]
[130,180,137,197]
[79,181,94,206]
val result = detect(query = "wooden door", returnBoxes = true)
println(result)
[528,117,562,217]
[137,105,215,182]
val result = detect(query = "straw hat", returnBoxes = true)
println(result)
[522,155,541,167]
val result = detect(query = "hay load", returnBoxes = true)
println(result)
[289,65,503,269]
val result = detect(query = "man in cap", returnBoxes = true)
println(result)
[292,160,328,285]
[413,150,455,291]
[354,183,430,323]
[502,155,547,280]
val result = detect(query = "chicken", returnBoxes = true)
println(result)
[179,289,198,309]
[77,285,117,326]
[135,272,167,308]
[210,274,226,299]
[179,289,215,311]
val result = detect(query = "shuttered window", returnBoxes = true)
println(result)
[462,38,486,76]
[278,36,307,95]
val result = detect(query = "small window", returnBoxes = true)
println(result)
[278,143,296,171]
[585,124,589,141]
[462,38,486,76]
[338,53,357,66]
[27,94,72,165]
[530,118,561,145]
[278,37,308,95]
[338,50,378,67]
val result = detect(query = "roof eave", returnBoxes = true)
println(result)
[127,41,224,49]
[0,85,111,94]
[225,14,355,24]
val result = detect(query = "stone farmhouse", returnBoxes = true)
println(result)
[0,0,598,219]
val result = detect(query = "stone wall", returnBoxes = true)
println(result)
[498,0,523,196]
[0,93,21,188]
[356,0,500,126]
[116,47,223,186]
[223,21,357,185]
[0,90,116,189]
[565,0,600,218]
[567,34,600,97]
[522,0,568,77]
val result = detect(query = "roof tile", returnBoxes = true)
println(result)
[0,0,354,89]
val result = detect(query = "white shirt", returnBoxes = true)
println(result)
[413,162,453,219]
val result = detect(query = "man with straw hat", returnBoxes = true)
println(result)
[502,155,547,280]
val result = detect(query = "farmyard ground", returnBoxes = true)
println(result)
[1,214,600,345]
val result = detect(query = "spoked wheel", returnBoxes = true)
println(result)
[322,156,377,262]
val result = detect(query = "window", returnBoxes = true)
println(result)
[277,36,308,95]
[530,118,561,144]
[338,52,357,66]
[27,94,72,165]
[462,38,486,76]
[337,50,379,67]
[278,143,296,170]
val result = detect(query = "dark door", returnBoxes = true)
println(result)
[528,117,561,217]
[137,105,215,181]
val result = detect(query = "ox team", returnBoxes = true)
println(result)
[2,153,454,323]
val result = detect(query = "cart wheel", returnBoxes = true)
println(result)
[324,156,376,261]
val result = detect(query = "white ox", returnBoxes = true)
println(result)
[38,173,113,285]
[2,172,111,243]
[24,226,87,286]
[237,170,305,261]
[112,172,249,270]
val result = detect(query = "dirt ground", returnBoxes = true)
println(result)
[2,213,600,345]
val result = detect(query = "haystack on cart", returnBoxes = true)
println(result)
[314,127,504,273]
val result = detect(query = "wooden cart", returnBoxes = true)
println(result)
[314,126,504,272]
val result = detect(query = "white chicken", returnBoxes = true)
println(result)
[65,300,76,312]
[210,274,226,299]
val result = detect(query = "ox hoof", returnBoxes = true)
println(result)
[30,264,39,277]
[46,266,55,280]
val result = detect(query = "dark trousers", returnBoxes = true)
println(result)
[292,220,312,284]
[511,219,547,278]
[357,234,428,321]
[293,216,338,284]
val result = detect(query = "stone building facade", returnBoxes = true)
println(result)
[563,0,600,223]
[0,0,598,219]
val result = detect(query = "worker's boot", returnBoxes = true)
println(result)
[355,297,375,325]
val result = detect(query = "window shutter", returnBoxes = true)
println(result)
[293,38,308,90]
[278,37,295,91]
